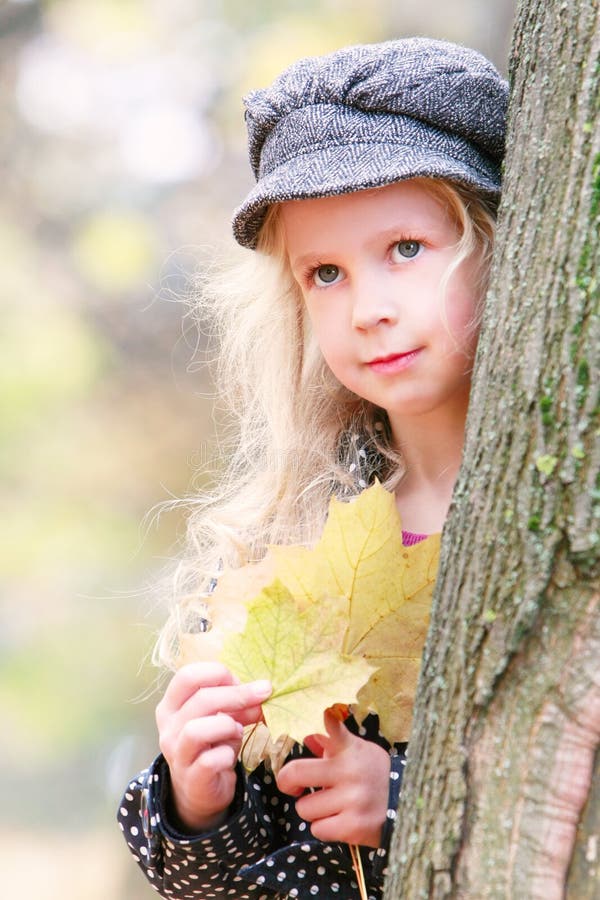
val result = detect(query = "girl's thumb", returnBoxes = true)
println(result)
[322,707,351,754]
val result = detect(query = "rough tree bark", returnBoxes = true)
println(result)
[384,1,599,898]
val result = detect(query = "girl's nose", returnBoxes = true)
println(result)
[351,273,398,330]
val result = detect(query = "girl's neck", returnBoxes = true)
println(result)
[389,395,469,534]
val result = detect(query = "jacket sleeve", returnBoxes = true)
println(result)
[371,748,407,878]
[117,754,277,899]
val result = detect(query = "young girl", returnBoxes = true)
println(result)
[118,37,507,900]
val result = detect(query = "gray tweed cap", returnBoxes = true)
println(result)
[232,37,508,249]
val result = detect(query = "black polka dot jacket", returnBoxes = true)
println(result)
[118,714,406,900]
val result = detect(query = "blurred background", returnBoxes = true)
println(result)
[0,1,515,897]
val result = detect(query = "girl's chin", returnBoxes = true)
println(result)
[383,389,472,421]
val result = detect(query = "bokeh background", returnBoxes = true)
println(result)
[0,1,515,897]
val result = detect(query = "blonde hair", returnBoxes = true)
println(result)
[155,177,496,667]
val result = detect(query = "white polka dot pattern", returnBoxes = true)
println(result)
[117,714,406,899]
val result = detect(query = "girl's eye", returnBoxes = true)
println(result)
[313,264,342,286]
[392,240,422,262]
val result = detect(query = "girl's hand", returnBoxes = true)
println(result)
[155,662,272,833]
[276,709,391,847]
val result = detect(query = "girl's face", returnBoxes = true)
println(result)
[280,180,482,425]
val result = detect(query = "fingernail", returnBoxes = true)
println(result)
[250,679,272,697]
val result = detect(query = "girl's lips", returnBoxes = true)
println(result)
[367,348,423,374]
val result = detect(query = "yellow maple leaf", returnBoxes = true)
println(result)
[220,581,374,744]
[351,573,436,740]
[178,482,440,752]
[177,554,275,666]
[269,482,440,740]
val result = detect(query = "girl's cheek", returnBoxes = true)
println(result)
[445,292,481,353]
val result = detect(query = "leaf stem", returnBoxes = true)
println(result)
[349,843,368,900]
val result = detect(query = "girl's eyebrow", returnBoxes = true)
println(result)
[289,250,327,271]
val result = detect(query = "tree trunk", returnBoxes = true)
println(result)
[384,1,600,897]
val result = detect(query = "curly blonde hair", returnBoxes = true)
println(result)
[155,178,497,667]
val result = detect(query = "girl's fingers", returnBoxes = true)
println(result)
[175,713,243,768]
[157,665,271,723]
[321,708,353,755]
[303,734,326,757]
[302,712,353,759]
[276,757,337,796]
[295,788,341,824]
[191,742,240,777]
[309,814,351,845]
[159,663,237,715]
[180,685,269,727]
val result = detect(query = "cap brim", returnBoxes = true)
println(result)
[232,143,500,249]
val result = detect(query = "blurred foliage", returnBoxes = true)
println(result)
[72,212,160,294]
[0,0,515,897]
[0,604,152,766]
